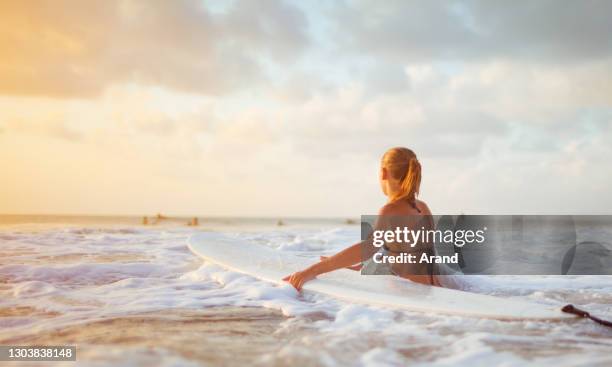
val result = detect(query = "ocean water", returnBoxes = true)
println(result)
[1,216,611,367]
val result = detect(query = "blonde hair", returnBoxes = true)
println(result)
[382,147,421,204]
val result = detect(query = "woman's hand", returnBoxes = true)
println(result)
[283,268,316,291]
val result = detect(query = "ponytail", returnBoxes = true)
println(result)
[382,147,422,205]
[394,157,421,204]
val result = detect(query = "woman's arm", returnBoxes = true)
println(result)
[319,256,362,271]
[283,205,395,291]
[283,242,365,290]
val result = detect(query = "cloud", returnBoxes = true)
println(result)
[272,58,612,160]
[331,0,612,63]
[0,0,308,97]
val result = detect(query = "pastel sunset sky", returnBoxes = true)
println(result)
[1,0,611,217]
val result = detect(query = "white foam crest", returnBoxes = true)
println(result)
[179,263,340,317]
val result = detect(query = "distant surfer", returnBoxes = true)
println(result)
[284,147,441,290]
[153,213,167,225]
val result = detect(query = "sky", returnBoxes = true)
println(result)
[1,0,611,217]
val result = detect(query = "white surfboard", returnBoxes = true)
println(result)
[188,232,574,321]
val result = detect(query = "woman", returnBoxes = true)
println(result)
[284,147,440,290]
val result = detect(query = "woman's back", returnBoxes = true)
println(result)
[375,198,437,285]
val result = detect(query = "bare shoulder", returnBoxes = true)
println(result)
[378,202,401,216]
[416,199,433,216]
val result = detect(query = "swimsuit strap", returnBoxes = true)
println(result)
[409,198,421,213]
